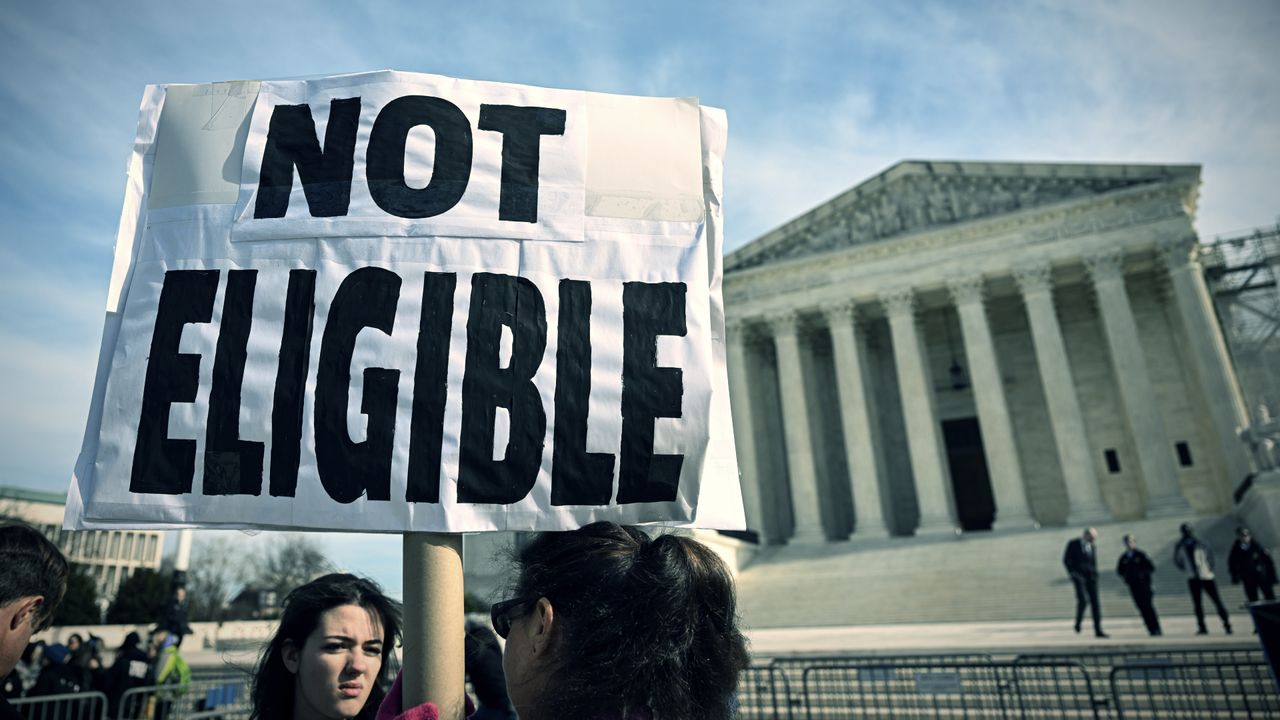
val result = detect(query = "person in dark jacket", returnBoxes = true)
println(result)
[30,643,85,697]
[1116,533,1162,636]
[1063,527,1108,638]
[104,632,152,718]
[1228,526,1277,602]
[156,587,193,646]
[464,619,516,720]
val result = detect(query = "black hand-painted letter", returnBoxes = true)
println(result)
[130,270,220,495]
[204,270,264,496]
[458,273,547,503]
[618,282,686,504]
[551,280,615,505]
[254,98,361,218]
[477,104,567,223]
[314,267,402,503]
[367,96,472,219]
[406,272,457,503]
[269,269,317,497]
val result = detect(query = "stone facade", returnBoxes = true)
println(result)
[725,161,1254,543]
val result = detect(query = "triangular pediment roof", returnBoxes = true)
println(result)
[725,160,1200,272]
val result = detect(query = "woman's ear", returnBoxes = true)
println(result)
[529,597,555,655]
[281,639,301,674]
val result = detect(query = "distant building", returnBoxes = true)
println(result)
[0,485,165,600]
[226,586,279,620]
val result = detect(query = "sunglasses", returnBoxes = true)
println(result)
[490,596,537,639]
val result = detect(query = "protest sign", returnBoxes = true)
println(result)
[65,70,744,534]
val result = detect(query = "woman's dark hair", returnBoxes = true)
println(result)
[511,522,750,720]
[250,573,402,720]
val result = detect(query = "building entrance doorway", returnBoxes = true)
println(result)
[942,417,995,531]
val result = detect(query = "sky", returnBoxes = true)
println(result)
[1,0,1277,598]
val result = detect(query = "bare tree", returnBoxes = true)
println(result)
[253,533,335,601]
[185,536,246,622]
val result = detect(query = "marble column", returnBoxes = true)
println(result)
[1084,250,1189,516]
[823,302,891,539]
[725,319,769,543]
[1013,262,1110,524]
[879,288,957,535]
[767,312,826,542]
[1159,237,1255,488]
[947,275,1035,530]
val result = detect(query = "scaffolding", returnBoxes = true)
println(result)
[1201,224,1280,456]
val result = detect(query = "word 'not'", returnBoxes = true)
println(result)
[254,97,567,224]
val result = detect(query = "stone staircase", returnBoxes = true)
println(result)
[736,514,1258,630]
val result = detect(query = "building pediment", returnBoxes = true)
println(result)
[726,160,1199,272]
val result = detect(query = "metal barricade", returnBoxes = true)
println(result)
[1016,646,1265,675]
[1015,646,1268,717]
[117,675,250,720]
[736,664,791,720]
[1005,661,1102,719]
[771,653,996,719]
[11,691,109,720]
[1110,661,1280,719]
[801,661,1009,719]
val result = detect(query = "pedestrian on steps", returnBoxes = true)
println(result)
[1063,527,1108,638]
[1227,526,1277,603]
[1173,522,1232,635]
[1115,534,1162,636]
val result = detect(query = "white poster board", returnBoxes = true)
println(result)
[65,70,744,533]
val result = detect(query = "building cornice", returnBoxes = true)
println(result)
[725,177,1197,319]
[726,160,1200,273]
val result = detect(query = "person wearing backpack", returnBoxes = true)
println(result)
[149,631,191,720]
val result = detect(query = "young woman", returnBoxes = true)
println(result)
[380,522,750,720]
[252,573,402,720]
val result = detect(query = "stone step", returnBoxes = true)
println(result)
[737,513,1261,629]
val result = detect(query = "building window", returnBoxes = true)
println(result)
[123,533,134,561]
[109,533,120,559]
[145,535,157,562]
[1104,449,1121,474]
[1175,442,1194,467]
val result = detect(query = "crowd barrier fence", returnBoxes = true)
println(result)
[1110,661,1280,719]
[736,648,1279,719]
[116,674,249,720]
[11,691,109,720]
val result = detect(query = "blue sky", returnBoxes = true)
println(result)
[2,0,1277,597]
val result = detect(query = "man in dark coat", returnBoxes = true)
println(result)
[1063,527,1108,638]
[0,522,69,720]
[1228,526,1277,602]
[156,587,192,647]
[1116,533,1162,636]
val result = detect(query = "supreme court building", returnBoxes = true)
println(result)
[724,161,1254,544]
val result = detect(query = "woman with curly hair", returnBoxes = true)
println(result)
[381,522,750,720]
